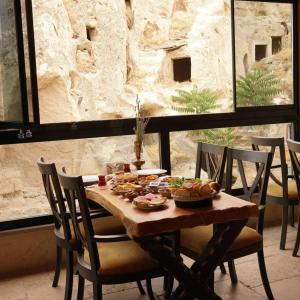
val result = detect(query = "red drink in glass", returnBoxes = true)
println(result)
[98,175,107,187]
[123,163,131,173]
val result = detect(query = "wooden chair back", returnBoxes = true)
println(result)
[225,148,272,234]
[195,142,227,185]
[287,139,300,201]
[37,158,71,239]
[58,173,100,272]
[251,136,288,199]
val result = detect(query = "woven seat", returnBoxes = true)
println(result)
[84,240,159,276]
[181,225,262,254]
[267,180,298,201]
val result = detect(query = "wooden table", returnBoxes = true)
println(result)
[86,186,259,300]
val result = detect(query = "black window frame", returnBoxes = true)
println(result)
[0,0,299,230]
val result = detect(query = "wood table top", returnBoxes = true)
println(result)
[86,186,259,238]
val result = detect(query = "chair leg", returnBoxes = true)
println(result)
[136,280,146,295]
[280,203,289,250]
[257,250,274,300]
[163,275,174,299]
[77,274,85,300]
[293,217,300,257]
[228,260,238,284]
[64,250,74,300]
[290,205,295,227]
[52,245,63,287]
[93,283,102,300]
[209,271,214,293]
[220,263,227,274]
[146,278,155,300]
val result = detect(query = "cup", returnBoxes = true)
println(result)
[123,163,131,173]
[98,175,107,187]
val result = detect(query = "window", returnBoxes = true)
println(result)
[0,134,160,221]
[255,45,267,61]
[234,1,294,107]
[272,36,282,54]
[170,123,291,178]
[33,0,234,123]
[173,57,191,82]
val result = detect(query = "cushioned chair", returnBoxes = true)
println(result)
[58,172,166,300]
[287,139,300,256]
[37,158,130,300]
[180,148,274,300]
[251,136,299,250]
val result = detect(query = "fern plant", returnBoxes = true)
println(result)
[172,86,219,114]
[201,128,237,147]
[236,69,282,107]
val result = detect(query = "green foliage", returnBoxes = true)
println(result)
[201,128,237,148]
[236,69,282,107]
[172,86,219,114]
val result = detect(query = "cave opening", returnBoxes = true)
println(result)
[272,36,282,54]
[255,45,267,61]
[86,27,95,41]
[173,57,191,82]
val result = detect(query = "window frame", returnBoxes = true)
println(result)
[0,0,298,230]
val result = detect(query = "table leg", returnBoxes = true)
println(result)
[136,219,247,300]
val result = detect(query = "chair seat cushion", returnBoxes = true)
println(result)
[267,180,298,201]
[60,216,126,240]
[84,240,160,276]
[181,225,262,254]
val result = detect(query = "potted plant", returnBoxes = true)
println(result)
[133,96,149,170]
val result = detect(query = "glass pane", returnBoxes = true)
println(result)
[170,123,291,178]
[34,0,233,123]
[0,0,23,122]
[235,1,293,107]
[0,134,159,221]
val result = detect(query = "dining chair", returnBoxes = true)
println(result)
[195,142,228,186]
[287,139,300,256]
[37,158,128,300]
[197,141,228,273]
[58,172,166,300]
[251,136,299,250]
[163,142,229,297]
[180,148,274,300]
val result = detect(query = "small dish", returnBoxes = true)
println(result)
[133,194,167,210]
[133,169,167,176]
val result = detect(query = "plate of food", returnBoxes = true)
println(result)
[133,169,167,176]
[169,178,221,208]
[133,193,168,210]
[114,172,138,183]
[112,183,143,194]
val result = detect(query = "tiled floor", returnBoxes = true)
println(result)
[1,225,300,299]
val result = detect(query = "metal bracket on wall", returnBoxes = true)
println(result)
[17,129,25,139]
[17,129,33,139]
